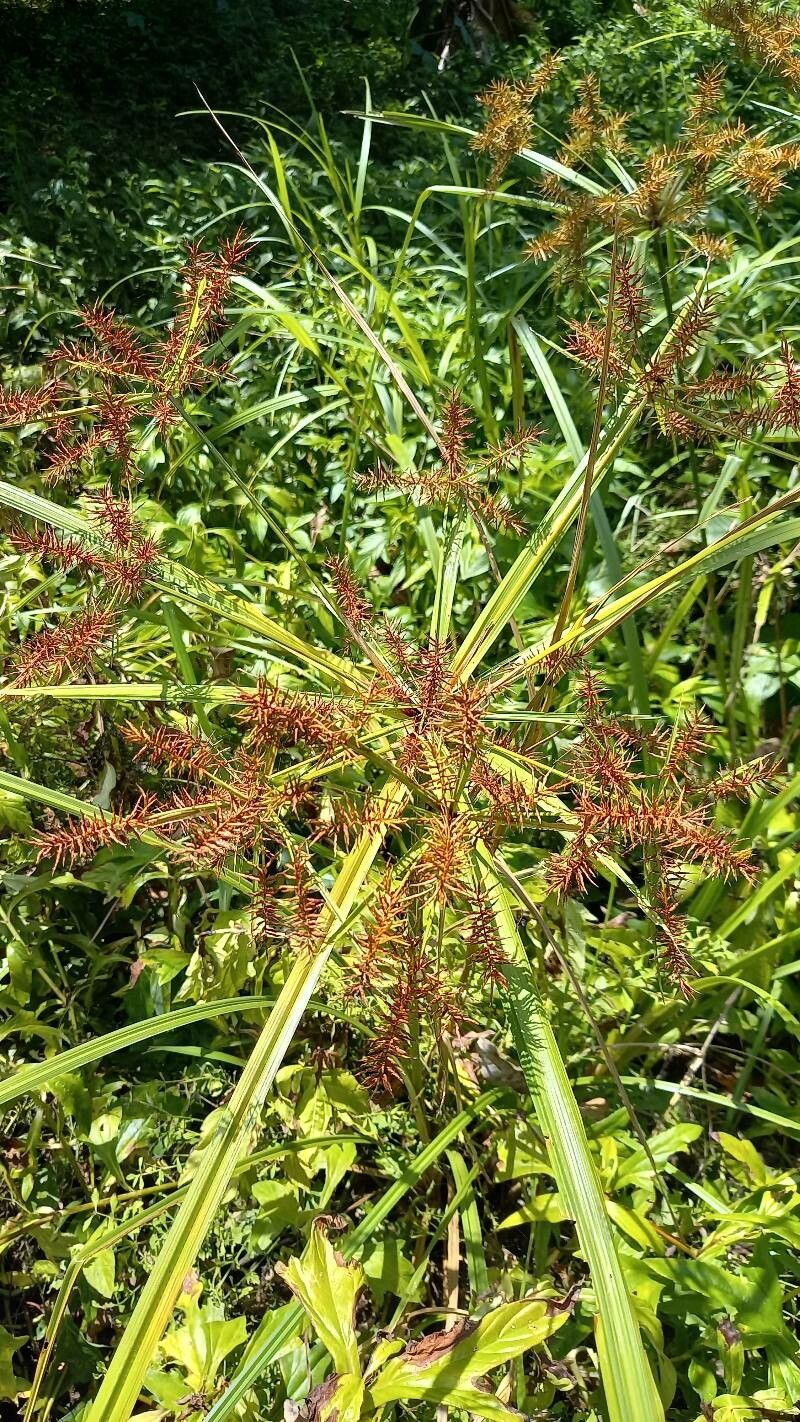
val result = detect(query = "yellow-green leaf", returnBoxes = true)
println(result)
[276,1221,364,1378]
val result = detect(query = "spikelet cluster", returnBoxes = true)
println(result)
[562,238,800,449]
[16,226,775,1098]
[702,0,800,85]
[4,236,250,688]
[8,488,160,685]
[358,391,538,536]
[558,73,629,170]
[546,673,773,994]
[472,53,565,186]
[1,231,251,490]
[514,59,799,280]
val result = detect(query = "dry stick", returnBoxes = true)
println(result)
[664,986,741,1118]
[444,1208,461,1324]
[436,1196,462,1422]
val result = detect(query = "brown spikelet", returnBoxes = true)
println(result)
[123,722,224,779]
[287,846,322,954]
[566,319,627,382]
[689,231,734,261]
[545,675,763,995]
[472,78,535,186]
[347,870,408,1004]
[9,525,106,578]
[470,487,528,537]
[361,937,460,1097]
[687,63,727,126]
[466,886,508,989]
[155,231,253,396]
[42,427,106,485]
[688,119,748,170]
[32,794,154,870]
[252,861,287,945]
[79,303,157,382]
[0,382,60,427]
[355,460,400,496]
[50,340,148,385]
[559,73,628,169]
[14,601,119,686]
[708,755,777,799]
[418,808,474,904]
[482,424,542,472]
[729,136,782,204]
[416,639,451,726]
[614,254,650,339]
[434,680,488,757]
[238,681,351,756]
[326,555,371,630]
[87,486,137,547]
[314,790,404,852]
[774,338,800,431]
[547,838,597,899]
[654,405,707,443]
[524,194,597,271]
[653,877,696,998]
[191,801,262,869]
[644,290,716,390]
[440,389,472,480]
[686,365,761,401]
[470,756,536,829]
[381,617,418,676]
[472,54,563,187]
[364,394,525,537]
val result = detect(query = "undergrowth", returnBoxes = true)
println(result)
[1,3,800,1421]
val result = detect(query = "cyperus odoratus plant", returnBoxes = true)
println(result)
[5,348,783,1087]
[3,32,800,1417]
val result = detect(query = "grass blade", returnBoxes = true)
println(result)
[478,853,664,1422]
[204,1088,506,1421]
[87,779,407,1421]
[0,998,277,1109]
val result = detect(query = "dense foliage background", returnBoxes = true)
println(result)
[2,2,800,1420]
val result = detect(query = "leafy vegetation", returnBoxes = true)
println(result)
[2,3,800,1421]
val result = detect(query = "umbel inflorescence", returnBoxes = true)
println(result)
[5,364,777,1094]
[2,233,251,686]
[3,28,795,1091]
[475,37,800,276]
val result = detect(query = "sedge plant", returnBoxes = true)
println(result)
[2,17,800,1420]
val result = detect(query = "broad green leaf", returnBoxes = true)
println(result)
[277,1221,364,1377]
[715,1134,769,1187]
[0,1326,26,1401]
[368,1298,568,1420]
[0,995,279,1110]
[84,1249,116,1299]
[159,1304,247,1392]
[204,1089,506,1422]
[312,1371,365,1422]
[360,1238,421,1305]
